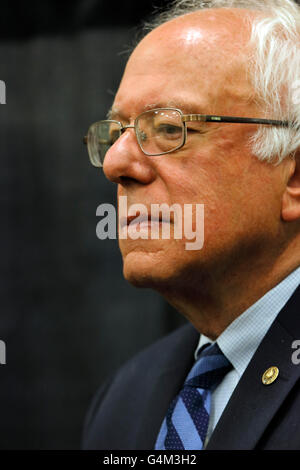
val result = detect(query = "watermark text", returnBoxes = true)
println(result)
[0,340,6,365]
[96,197,204,250]
[291,340,300,365]
[0,80,6,104]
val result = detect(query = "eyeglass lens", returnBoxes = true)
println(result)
[87,108,184,167]
[136,109,184,155]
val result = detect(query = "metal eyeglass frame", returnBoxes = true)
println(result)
[83,107,291,160]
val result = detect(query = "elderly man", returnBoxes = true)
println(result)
[82,0,300,450]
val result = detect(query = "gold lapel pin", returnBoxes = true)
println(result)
[262,366,279,385]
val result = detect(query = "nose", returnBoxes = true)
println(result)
[103,127,156,185]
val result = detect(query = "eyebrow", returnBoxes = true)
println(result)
[107,107,121,120]
[107,100,204,120]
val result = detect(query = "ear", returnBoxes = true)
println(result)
[281,151,300,222]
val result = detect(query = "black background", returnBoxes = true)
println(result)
[0,0,186,449]
[3,0,299,451]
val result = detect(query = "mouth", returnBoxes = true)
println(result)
[119,213,172,229]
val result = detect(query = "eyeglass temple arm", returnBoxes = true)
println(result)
[182,114,291,127]
[83,115,294,144]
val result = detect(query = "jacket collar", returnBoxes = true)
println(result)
[206,284,300,449]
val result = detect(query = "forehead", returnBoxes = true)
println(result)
[113,11,256,118]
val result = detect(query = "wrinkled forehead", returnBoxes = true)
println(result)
[138,9,253,51]
[129,8,255,70]
[114,9,257,116]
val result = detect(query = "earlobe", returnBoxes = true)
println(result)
[281,153,300,222]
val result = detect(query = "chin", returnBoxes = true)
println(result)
[122,249,179,289]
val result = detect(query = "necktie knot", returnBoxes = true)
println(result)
[185,342,232,390]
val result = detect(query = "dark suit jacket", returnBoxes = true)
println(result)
[82,285,300,450]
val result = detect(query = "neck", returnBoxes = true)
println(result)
[158,241,300,340]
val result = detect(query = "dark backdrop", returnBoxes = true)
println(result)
[0,0,186,449]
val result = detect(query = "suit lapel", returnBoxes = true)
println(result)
[136,323,199,449]
[206,285,300,450]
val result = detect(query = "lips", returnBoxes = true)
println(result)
[127,214,150,226]
[119,212,172,229]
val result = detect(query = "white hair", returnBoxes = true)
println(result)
[144,0,300,164]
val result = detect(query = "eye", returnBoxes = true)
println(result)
[139,130,148,142]
[156,123,183,139]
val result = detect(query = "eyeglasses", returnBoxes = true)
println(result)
[83,107,290,167]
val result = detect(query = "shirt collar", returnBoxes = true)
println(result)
[195,266,300,378]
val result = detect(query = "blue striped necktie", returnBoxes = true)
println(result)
[155,342,232,450]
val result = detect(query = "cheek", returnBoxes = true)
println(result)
[164,173,235,253]
[152,139,280,244]
[160,151,217,199]
[161,152,232,220]
[155,155,233,248]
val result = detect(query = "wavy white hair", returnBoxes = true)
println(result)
[144,0,300,163]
